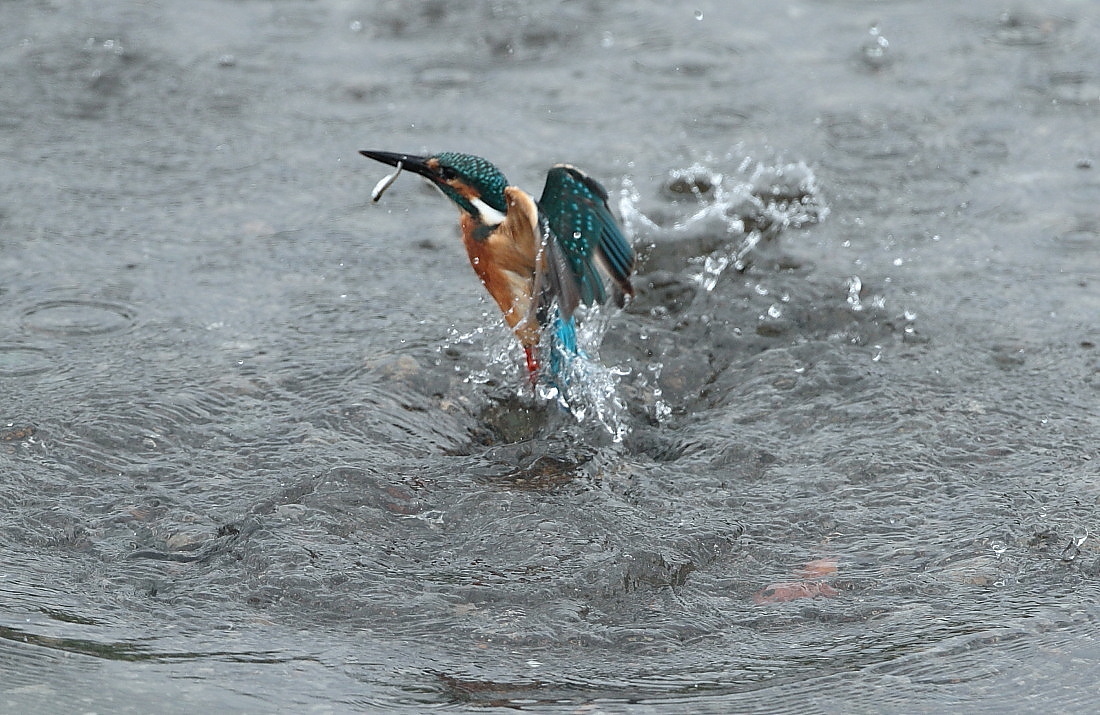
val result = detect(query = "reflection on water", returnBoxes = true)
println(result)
[2,0,1100,712]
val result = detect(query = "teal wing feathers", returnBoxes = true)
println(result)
[538,165,635,319]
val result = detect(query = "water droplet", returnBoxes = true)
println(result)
[860,23,891,69]
[767,304,782,319]
[845,276,863,311]
[349,19,363,32]
[697,253,729,292]
[693,10,703,21]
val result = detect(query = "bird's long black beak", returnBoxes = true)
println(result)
[359,150,435,179]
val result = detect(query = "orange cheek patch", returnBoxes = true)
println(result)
[449,181,478,199]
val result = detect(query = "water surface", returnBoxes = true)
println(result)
[2,1,1099,712]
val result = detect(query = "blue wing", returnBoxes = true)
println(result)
[538,165,635,318]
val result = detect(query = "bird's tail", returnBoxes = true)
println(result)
[546,312,584,396]
[537,307,628,439]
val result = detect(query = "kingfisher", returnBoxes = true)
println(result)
[360,150,635,386]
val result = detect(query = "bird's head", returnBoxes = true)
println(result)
[360,150,509,226]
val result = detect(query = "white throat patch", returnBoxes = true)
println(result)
[471,197,506,226]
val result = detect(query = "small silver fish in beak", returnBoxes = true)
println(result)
[370,161,403,202]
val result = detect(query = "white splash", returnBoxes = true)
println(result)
[441,306,631,441]
[535,304,632,442]
[620,152,829,290]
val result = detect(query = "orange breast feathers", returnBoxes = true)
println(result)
[459,187,545,348]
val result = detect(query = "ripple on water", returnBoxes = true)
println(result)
[900,172,970,215]
[1051,218,1100,249]
[821,112,921,161]
[958,125,1011,163]
[833,176,892,212]
[986,10,1074,48]
[1043,71,1100,106]
[21,299,135,336]
[0,345,53,377]
[687,104,753,133]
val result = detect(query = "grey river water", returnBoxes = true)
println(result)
[2,0,1099,712]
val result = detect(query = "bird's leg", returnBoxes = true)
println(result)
[523,346,540,383]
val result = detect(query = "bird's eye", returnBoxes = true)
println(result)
[438,166,458,181]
